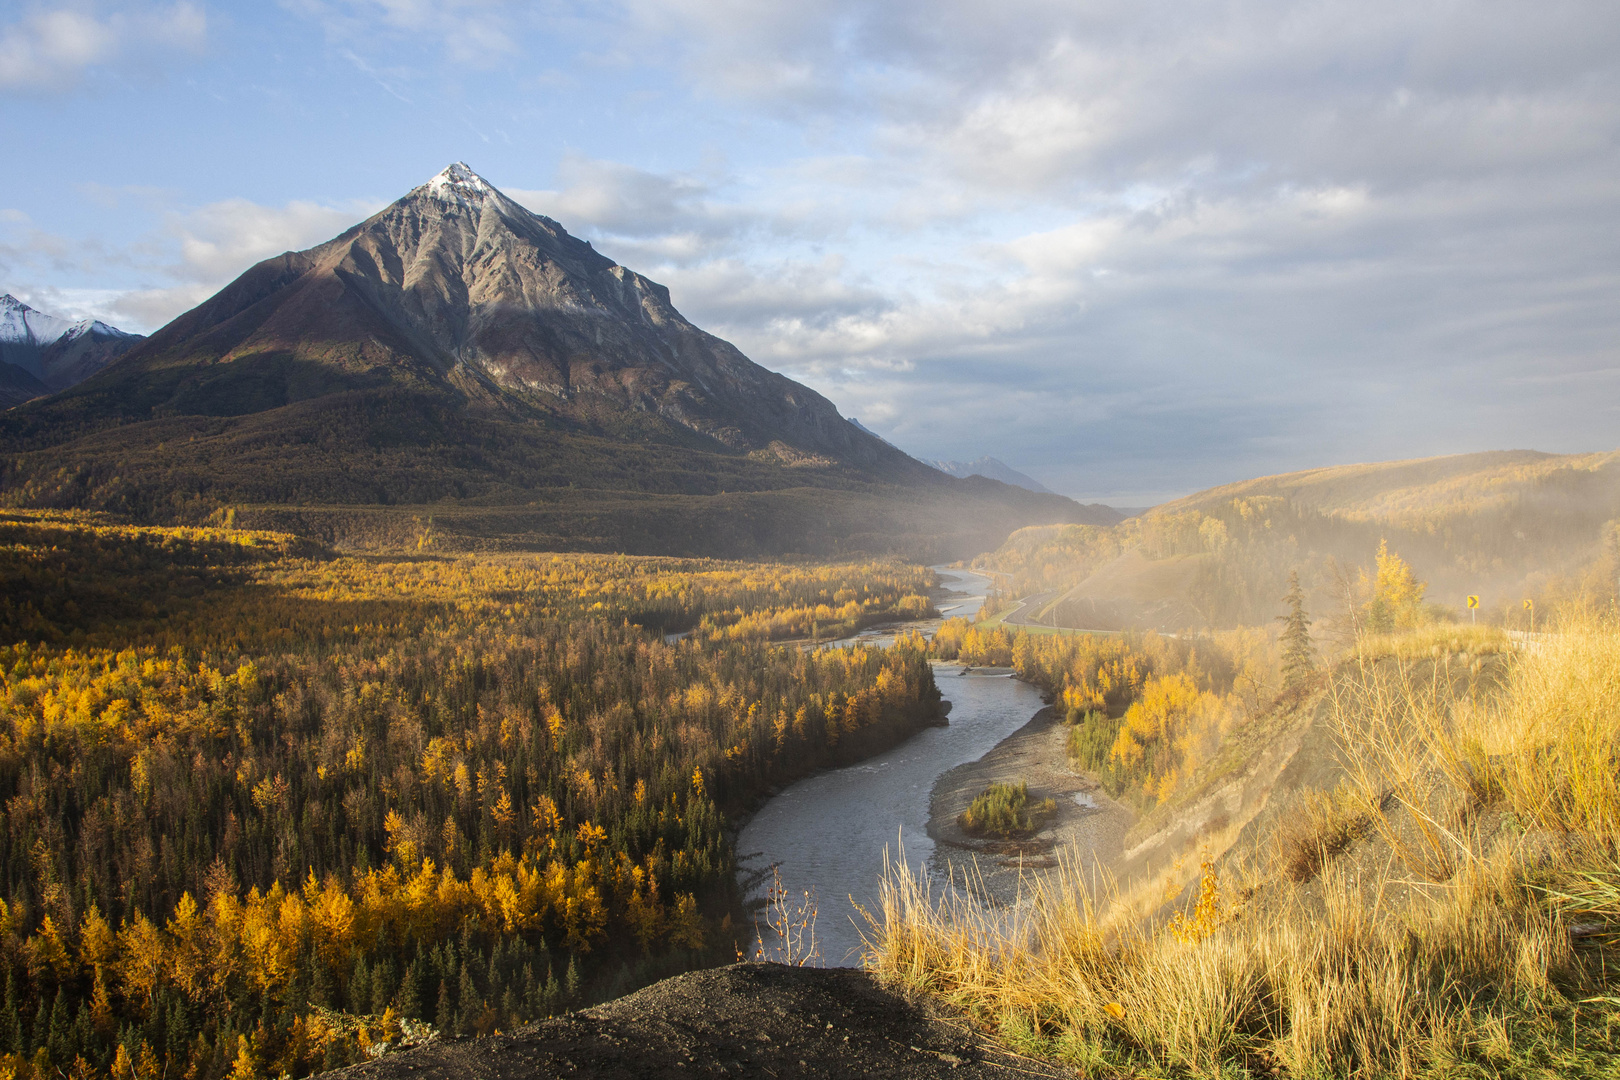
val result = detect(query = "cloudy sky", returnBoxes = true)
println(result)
[3,0,1617,502]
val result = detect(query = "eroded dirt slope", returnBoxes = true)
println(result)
[330,963,1070,1080]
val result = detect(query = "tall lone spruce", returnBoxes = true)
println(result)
[1278,570,1315,689]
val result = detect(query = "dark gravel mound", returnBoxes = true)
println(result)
[329,963,1070,1079]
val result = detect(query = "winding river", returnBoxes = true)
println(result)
[736,569,1047,966]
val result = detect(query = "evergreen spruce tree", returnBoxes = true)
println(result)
[47,988,72,1065]
[435,981,454,1037]
[71,1002,95,1065]
[457,966,479,1036]
[2,969,19,1054]
[564,956,582,1006]
[542,965,562,1017]
[350,958,371,1015]
[309,950,333,1008]
[30,994,48,1056]
[1278,570,1315,689]
[165,999,190,1063]
[487,940,504,1001]
[371,959,396,1017]
[397,963,421,1020]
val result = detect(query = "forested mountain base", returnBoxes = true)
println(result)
[0,512,943,1078]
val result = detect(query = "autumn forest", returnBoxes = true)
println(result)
[0,512,944,1078]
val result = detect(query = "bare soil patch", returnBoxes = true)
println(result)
[328,963,1071,1080]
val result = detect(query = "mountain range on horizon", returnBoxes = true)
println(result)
[0,294,142,409]
[923,456,1054,495]
[0,163,1116,557]
[845,418,1061,498]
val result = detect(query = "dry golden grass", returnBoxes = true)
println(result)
[1335,607,1620,875]
[869,847,1595,1076]
[1353,621,1513,661]
[1275,785,1374,883]
[868,608,1620,1077]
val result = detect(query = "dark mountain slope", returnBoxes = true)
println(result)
[0,165,1108,555]
[0,362,48,410]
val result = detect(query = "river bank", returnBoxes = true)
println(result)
[736,663,1047,966]
[738,569,1061,966]
[926,704,1132,906]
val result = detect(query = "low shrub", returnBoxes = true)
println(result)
[958,781,1056,839]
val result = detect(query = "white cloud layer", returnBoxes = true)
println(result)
[561,0,1620,498]
[0,2,206,92]
[284,0,519,67]
[0,191,379,331]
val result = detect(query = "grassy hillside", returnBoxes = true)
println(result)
[874,609,1620,1078]
[1155,449,1618,520]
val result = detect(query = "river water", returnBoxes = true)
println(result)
[736,568,1047,966]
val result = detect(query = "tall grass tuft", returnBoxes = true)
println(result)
[868,607,1620,1077]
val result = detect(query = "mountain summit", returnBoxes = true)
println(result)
[72,160,892,466]
[0,164,1108,555]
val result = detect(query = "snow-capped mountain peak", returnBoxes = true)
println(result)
[924,455,1055,495]
[62,317,137,342]
[1,295,137,348]
[0,293,75,348]
[419,162,498,208]
[0,294,143,402]
[0,295,28,343]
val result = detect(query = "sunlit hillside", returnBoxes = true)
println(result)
[1155,449,1620,522]
[973,449,1620,631]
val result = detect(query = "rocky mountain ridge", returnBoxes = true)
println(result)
[73,162,908,471]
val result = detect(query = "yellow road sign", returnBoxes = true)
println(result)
[1467,595,1480,609]
[1524,598,1533,610]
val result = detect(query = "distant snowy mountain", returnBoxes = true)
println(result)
[924,456,1054,495]
[0,294,142,407]
[847,419,1058,496]
[847,417,900,450]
